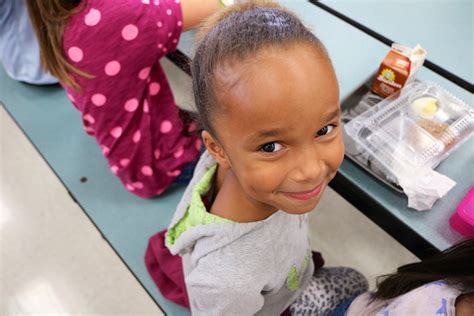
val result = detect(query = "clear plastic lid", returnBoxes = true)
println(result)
[345,81,473,178]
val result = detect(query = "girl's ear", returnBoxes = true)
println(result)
[202,130,231,169]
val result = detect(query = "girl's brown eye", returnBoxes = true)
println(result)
[260,142,282,153]
[262,143,275,152]
[316,124,335,136]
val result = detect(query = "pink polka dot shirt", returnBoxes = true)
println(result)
[63,0,201,198]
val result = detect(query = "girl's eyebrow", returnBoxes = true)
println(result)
[249,128,286,143]
[323,108,341,122]
[248,109,341,143]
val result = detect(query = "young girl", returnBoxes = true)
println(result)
[332,239,474,316]
[149,1,369,314]
[25,0,226,198]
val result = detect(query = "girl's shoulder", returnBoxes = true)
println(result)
[348,281,461,316]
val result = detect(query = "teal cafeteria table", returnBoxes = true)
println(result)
[316,0,473,90]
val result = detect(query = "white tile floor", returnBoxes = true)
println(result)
[1,107,163,315]
[309,187,418,289]
[1,60,418,315]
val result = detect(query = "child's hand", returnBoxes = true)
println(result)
[180,0,222,31]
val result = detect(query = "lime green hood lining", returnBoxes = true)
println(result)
[165,165,234,247]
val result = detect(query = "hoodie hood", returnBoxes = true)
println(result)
[165,151,266,257]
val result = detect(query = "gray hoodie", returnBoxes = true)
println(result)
[166,151,314,316]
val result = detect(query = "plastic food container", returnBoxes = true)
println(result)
[449,186,474,237]
[344,81,474,184]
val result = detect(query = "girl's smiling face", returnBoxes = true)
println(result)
[204,44,343,216]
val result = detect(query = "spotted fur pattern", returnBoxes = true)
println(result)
[289,267,368,316]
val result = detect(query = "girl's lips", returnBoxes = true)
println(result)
[282,183,324,201]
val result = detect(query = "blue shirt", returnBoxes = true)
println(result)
[0,0,58,84]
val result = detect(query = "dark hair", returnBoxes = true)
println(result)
[191,0,329,136]
[26,0,92,90]
[373,239,474,300]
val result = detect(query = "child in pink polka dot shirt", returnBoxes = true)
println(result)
[26,0,224,198]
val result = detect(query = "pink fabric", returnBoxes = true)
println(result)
[145,230,190,308]
[63,0,200,198]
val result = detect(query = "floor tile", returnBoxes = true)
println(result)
[1,107,163,315]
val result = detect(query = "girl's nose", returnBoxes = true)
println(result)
[289,146,327,184]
